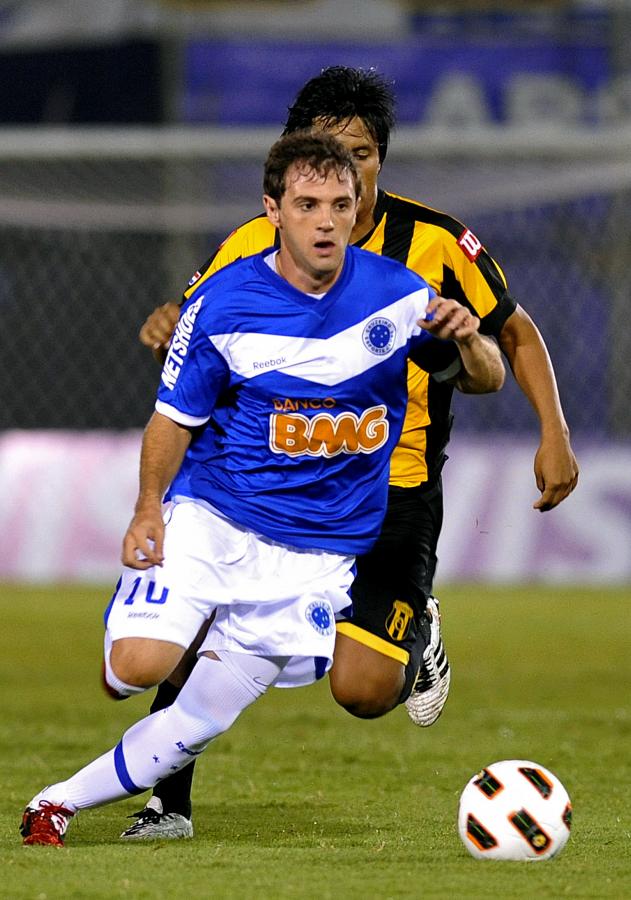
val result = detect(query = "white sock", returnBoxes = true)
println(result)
[31,653,284,811]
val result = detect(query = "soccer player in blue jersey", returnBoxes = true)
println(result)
[130,66,578,841]
[21,131,504,846]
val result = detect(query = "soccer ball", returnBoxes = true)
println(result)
[457,759,572,861]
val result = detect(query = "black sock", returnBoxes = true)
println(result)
[149,679,181,714]
[150,681,195,819]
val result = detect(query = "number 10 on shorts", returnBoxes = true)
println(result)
[120,576,170,606]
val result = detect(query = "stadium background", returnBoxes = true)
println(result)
[1,0,631,584]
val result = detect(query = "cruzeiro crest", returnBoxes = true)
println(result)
[305,601,335,636]
[362,317,396,356]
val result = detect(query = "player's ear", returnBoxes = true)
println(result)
[263,194,281,228]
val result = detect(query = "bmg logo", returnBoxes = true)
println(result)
[269,406,389,457]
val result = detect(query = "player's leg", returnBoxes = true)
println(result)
[329,580,430,718]
[329,632,417,717]
[24,528,351,846]
[102,574,205,700]
[22,651,284,847]
[101,502,220,700]
[107,637,184,691]
[329,488,431,717]
[118,506,353,843]
[330,481,450,723]
[401,480,451,726]
[100,501,224,838]
[120,618,214,840]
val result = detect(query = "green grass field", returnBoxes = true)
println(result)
[1,583,630,899]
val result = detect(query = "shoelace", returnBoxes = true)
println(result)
[127,808,163,824]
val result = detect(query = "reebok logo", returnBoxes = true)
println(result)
[253,356,286,371]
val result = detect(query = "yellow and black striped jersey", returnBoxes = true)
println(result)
[183,189,516,487]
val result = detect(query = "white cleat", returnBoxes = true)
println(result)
[120,796,193,841]
[405,596,451,727]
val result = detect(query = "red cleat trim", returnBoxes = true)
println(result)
[23,831,65,847]
[21,801,74,847]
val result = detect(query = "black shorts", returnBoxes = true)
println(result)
[336,480,444,664]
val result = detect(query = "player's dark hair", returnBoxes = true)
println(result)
[283,66,396,164]
[263,130,361,202]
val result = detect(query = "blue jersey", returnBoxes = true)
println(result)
[156,246,457,554]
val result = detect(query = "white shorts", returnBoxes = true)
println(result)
[104,499,355,688]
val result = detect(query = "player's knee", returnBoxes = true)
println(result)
[110,658,160,690]
[330,670,402,719]
[330,635,404,718]
[107,639,181,693]
[101,654,151,699]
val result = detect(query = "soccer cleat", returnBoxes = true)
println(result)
[405,596,451,727]
[21,800,75,847]
[120,796,193,841]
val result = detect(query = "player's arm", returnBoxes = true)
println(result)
[439,229,578,510]
[418,296,505,393]
[139,302,181,358]
[138,251,231,362]
[139,218,273,361]
[127,288,230,569]
[138,261,218,360]
[122,412,192,570]
[499,304,578,511]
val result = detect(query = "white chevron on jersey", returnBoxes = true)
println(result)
[207,288,430,386]
[154,247,445,555]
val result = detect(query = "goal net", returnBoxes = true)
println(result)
[2,125,630,437]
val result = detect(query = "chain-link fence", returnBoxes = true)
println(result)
[2,126,630,436]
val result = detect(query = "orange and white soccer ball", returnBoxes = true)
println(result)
[457,759,572,861]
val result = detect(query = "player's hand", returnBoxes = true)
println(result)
[419,297,480,343]
[139,302,180,351]
[533,434,579,511]
[121,505,165,569]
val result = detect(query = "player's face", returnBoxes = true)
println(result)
[264,163,358,294]
[314,116,381,239]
